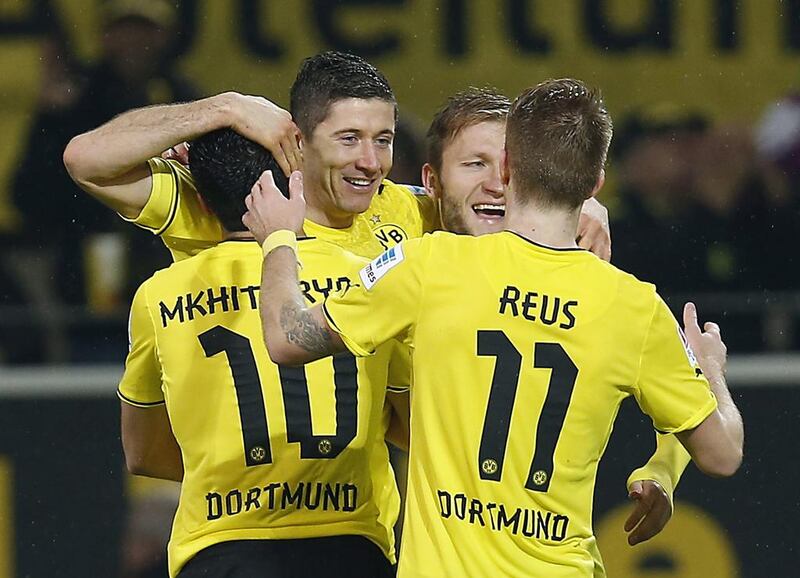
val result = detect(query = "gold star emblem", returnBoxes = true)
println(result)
[369,214,381,225]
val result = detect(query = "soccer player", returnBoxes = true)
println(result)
[421,87,690,546]
[244,78,744,577]
[118,128,402,577]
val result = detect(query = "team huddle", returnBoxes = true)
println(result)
[64,52,743,577]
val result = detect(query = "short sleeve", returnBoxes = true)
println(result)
[323,238,428,357]
[386,339,412,393]
[117,283,164,407]
[123,157,223,261]
[634,296,717,434]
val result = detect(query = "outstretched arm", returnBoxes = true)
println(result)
[243,170,346,366]
[675,302,744,477]
[63,92,300,218]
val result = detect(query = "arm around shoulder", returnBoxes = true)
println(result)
[62,93,240,219]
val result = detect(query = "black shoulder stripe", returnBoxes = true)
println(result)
[117,389,166,407]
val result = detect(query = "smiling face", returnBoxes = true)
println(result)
[426,120,507,236]
[301,98,395,228]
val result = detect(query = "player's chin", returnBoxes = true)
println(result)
[468,216,505,236]
[340,191,377,215]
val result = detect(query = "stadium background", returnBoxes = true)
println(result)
[0,0,798,576]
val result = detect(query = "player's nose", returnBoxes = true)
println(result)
[483,170,504,197]
[355,143,380,174]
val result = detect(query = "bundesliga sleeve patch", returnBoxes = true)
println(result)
[677,325,699,367]
[359,245,404,290]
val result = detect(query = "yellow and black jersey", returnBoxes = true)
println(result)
[322,231,717,578]
[128,157,434,260]
[119,239,403,577]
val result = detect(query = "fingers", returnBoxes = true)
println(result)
[273,144,292,178]
[683,302,701,339]
[173,142,190,165]
[285,124,303,172]
[161,142,191,165]
[259,169,277,192]
[241,209,254,231]
[288,171,305,203]
[277,127,303,176]
[576,219,611,262]
[628,500,669,545]
[626,481,671,546]
[628,480,643,499]
[624,491,648,533]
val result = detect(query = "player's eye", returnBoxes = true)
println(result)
[339,135,359,145]
[464,160,486,168]
[375,137,393,148]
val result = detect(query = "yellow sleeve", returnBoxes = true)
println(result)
[323,238,427,357]
[122,157,224,261]
[117,282,164,407]
[626,433,691,507]
[633,295,717,434]
[387,339,412,393]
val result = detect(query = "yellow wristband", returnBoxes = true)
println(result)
[262,230,298,258]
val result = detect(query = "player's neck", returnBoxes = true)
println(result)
[302,188,355,229]
[304,203,355,229]
[504,202,580,250]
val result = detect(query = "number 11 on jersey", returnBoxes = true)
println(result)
[477,330,578,492]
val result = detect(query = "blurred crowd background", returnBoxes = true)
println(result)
[1,1,799,576]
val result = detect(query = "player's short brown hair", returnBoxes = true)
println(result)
[426,87,511,173]
[506,79,612,209]
[290,51,396,138]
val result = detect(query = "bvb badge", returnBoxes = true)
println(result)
[532,470,548,486]
[482,459,499,475]
[250,446,267,462]
[373,224,408,250]
[318,439,332,455]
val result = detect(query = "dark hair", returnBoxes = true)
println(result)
[290,51,396,137]
[188,129,289,232]
[506,78,612,209]
[426,87,510,173]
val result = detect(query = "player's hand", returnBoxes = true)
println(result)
[683,302,727,381]
[577,197,611,261]
[161,142,190,165]
[223,92,302,177]
[243,170,305,243]
[624,480,672,545]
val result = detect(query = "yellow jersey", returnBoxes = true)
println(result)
[119,239,403,577]
[322,231,717,578]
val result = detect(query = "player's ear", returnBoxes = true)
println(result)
[500,148,511,186]
[589,169,605,199]
[421,163,440,200]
